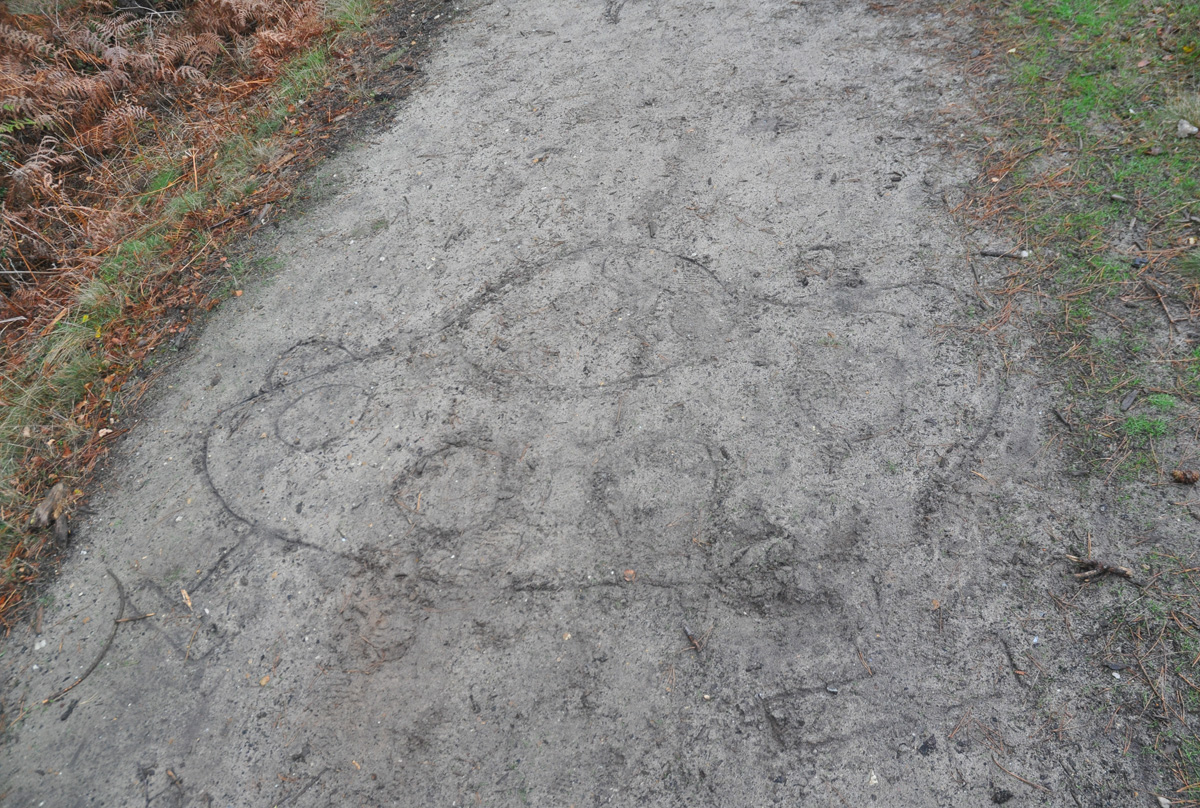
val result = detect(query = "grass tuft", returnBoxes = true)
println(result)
[947,0,1200,481]
[1121,414,1169,441]
[0,0,434,626]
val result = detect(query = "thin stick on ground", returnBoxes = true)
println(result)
[1065,555,1135,583]
[42,567,125,704]
[991,755,1052,794]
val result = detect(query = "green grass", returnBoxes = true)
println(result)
[1145,393,1178,412]
[328,0,376,32]
[257,47,333,137]
[1178,251,1200,281]
[144,168,182,195]
[961,0,1200,480]
[1095,553,1200,790]
[1122,414,1169,441]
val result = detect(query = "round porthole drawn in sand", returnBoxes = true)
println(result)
[587,434,721,545]
[390,443,506,533]
[265,338,358,390]
[389,439,549,535]
[598,250,662,322]
[274,384,374,452]
[661,254,737,345]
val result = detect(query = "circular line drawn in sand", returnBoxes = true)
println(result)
[274,384,373,452]
[591,435,719,534]
[266,339,358,389]
[663,256,736,344]
[390,442,509,532]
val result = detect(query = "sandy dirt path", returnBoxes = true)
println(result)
[1,1,1156,805]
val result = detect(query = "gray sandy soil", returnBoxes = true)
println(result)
[2,1,1186,806]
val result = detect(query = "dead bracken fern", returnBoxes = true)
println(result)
[0,1,326,289]
[0,0,342,624]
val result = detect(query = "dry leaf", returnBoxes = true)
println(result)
[931,599,940,610]
[181,589,192,610]
[623,569,636,582]
[259,675,270,686]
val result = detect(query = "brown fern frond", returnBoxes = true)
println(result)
[155,35,194,67]
[222,0,277,29]
[48,152,77,170]
[126,51,160,78]
[0,23,57,61]
[183,31,223,72]
[172,65,208,85]
[96,12,146,43]
[98,103,149,148]
[67,25,109,57]
[9,137,61,200]
[102,44,132,70]
[76,89,114,131]
[101,67,131,93]
[78,0,116,14]
[251,29,296,59]
[38,71,102,103]
[0,96,38,119]
[0,53,30,79]
[74,124,108,155]
[192,0,280,36]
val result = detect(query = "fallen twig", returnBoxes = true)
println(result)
[277,768,326,806]
[991,755,1052,793]
[1065,555,1135,583]
[43,568,126,704]
[115,612,156,623]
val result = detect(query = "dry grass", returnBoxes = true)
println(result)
[0,0,395,625]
